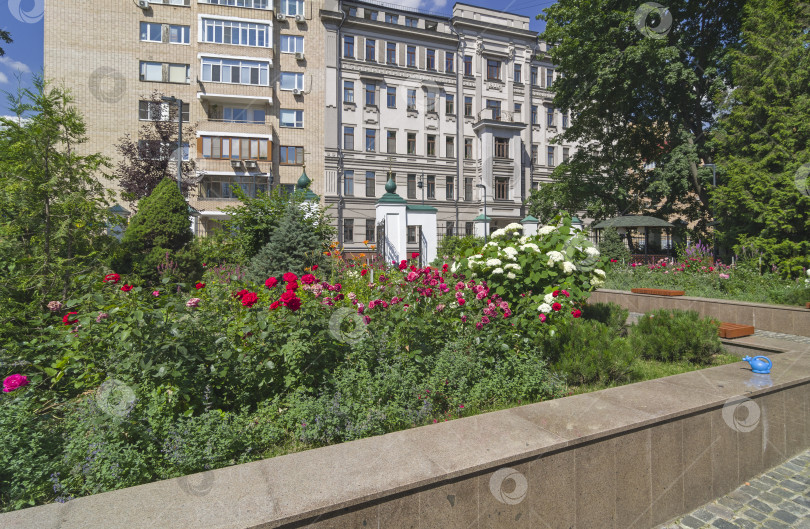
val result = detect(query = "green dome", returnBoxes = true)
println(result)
[385,172,396,193]
[297,168,311,190]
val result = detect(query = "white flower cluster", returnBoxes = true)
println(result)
[504,263,521,271]
[546,251,564,266]
[538,303,552,314]
[506,272,517,279]
[502,246,518,260]
[585,247,600,258]
[544,293,555,304]
[492,267,504,275]
[593,268,606,278]
[562,261,577,275]
[520,243,540,253]
[486,258,502,267]
[539,225,556,236]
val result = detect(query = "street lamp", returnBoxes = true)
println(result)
[416,172,425,205]
[161,96,184,195]
[476,183,488,243]
[704,163,717,263]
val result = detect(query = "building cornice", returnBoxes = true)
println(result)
[342,61,454,84]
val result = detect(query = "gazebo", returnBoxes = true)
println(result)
[591,215,675,259]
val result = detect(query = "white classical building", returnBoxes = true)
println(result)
[320,0,574,254]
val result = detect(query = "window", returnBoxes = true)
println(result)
[546,68,554,88]
[531,105,538,125]
[407,174,417,198]
[280,72,304,90]
[446,221,455,236]
[343,80,354,103]
[407,132,416,154]
[514,103,522,116]
[140,23,162,42]
[446,177,454,200]
[387,86,396,108]
[345,6,357,16]
[531,144,538,164]
[366,171,376,197]
[139,100,190,122]
[464,138,472,159]
[201,18,270,47]
[486,99,501,120]
[446,136,454,158]
[200,57,268,85]
[343,171,354,196]
[220,106,264,123]
[201,175,268,200]
[281,0,304,16]
[387,130,396,153]
[464,96,472,117]
[344,126,354,150]
[547,146,555,166]
[201,136,270,160]
[406,46,416,67]
[426,92,436,113]
[139,140,190,161]
[407,89,416,111]
[494,137,509,159]
[486,59,501,80]
[364,9,378,21]
[279,145,304,164]
[531,66,538,85]
[200,0,268,7]
[445,94,454,114]
[343,219,354,242]
[426,49,436,70]
[281,35,304,53]
[280,109,303,128]
[407,226,417,244]
[465,221,474,235]
[344,36,354,58]
[563,147,570,163]
[426,135,436,156]
[547,106,554,127]
[514,64,522,83]
[495,177,508,200]
[445,51,454,73]
[365,129,376,152]
[464,178,473,201]
[365,82,376,106]
[366,38,376,61]
[463,55,472,76]
[386,42,396,64]
[405,17,418,28]
[366,219,376,242]
[425,20,437,31]
[427,175,435,199]
[562,111,569,129]
[169,25,189,44]
[385,13,399,24]
[140,62,190,84]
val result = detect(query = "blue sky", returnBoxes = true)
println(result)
[0,0,552,115]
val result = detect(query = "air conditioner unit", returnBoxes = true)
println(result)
[295,14,305,22]
[276,12,287,21]
[295,52,305,60]
[230,160,244,169]
[292,88,301,95]
[244,160,259,170]
[137,0,150,9]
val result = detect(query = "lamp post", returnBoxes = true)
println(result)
[416,171,425,205]
[161,96,183,195]
[704,163,717,263]
[476,183,488,243]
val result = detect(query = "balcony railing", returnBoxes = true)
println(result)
[477,109,520,122]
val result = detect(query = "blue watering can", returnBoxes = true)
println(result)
[742,356,772,374]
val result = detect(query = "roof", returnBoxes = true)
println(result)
[591,215,674,229]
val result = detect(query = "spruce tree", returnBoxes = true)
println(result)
[598,227,631,263]
[248,204,326,281]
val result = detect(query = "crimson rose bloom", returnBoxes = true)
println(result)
[282,272,298,282]
[265,277,278,289]
[103,273,120,284]
[120,284,133,292]
[285,297,302,311]
[312,265,318,271]
[63,312,79,325]
[3,374,29,393]
[360,269,368,277]
[279,290,297,304]
[195,282,206,290]
[552,302,562,312]
[301,274,317,285]
[571,309,582,318]
[269,300,281,310]
[286,281,299,291]
[411,252,420,259]
[234,289,248,299]
[241,292,259,307]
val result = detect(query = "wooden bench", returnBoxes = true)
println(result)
[718,322,755,339]
[806,302,810,309]
[630,288,686,296]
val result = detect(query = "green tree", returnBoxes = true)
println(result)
[0,30,11,57]
[711,0,810,274]
[0,77,114,337]
[538,0,744,226]
[597,227,631,263]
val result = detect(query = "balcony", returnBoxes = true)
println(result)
[472,108,526,133]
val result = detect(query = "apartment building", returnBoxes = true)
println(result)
[43,0,325,236]
[320,0,573,251]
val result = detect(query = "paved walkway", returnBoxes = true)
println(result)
[656,449,810,529]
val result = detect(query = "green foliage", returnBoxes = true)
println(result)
[433,234,484,264]
[544,320,637,385]
[582,302,629,335]
[224,186,335,261]
[247,204,329,282]
[629,310,723,364]
[597,227,631,263]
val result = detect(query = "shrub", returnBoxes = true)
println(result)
[544,319,636,385]
[582,302,629,335]
[598,226,631,263]
[629,309,722,364]
[433,235,484,265]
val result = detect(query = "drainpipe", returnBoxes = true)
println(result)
[449,22,464,237]
[528,41,540,211]
[336,3,347,246]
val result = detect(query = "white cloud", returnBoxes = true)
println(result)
[0,71,8,84]
[0,57,31,73]
[390,0,423,7]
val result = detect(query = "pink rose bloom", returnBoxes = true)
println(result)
[186,298,201,308]
[357,303,365,314]
[96,312,109,323]
[439,284,450,293]
[3,374,29,393]
[461,314,467,323]
[47,301,63,312]
[476,291,486,300]
[719,273,730,279]
[152,290,160,297]
[456,282,465,291]
[539,314,547,322]
[406,271,419,282]
[499,301,509,310]
[481,316,490,324]
[436,304,446,312]
[475,322,484,330]
[363,315,371,324]
[347,292,357,301]
[503,309,512,318]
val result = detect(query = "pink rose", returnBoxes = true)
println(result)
[152,291,160,297]
[3,374,29,393]
[186,298,201,308]
[47,301,63,312]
